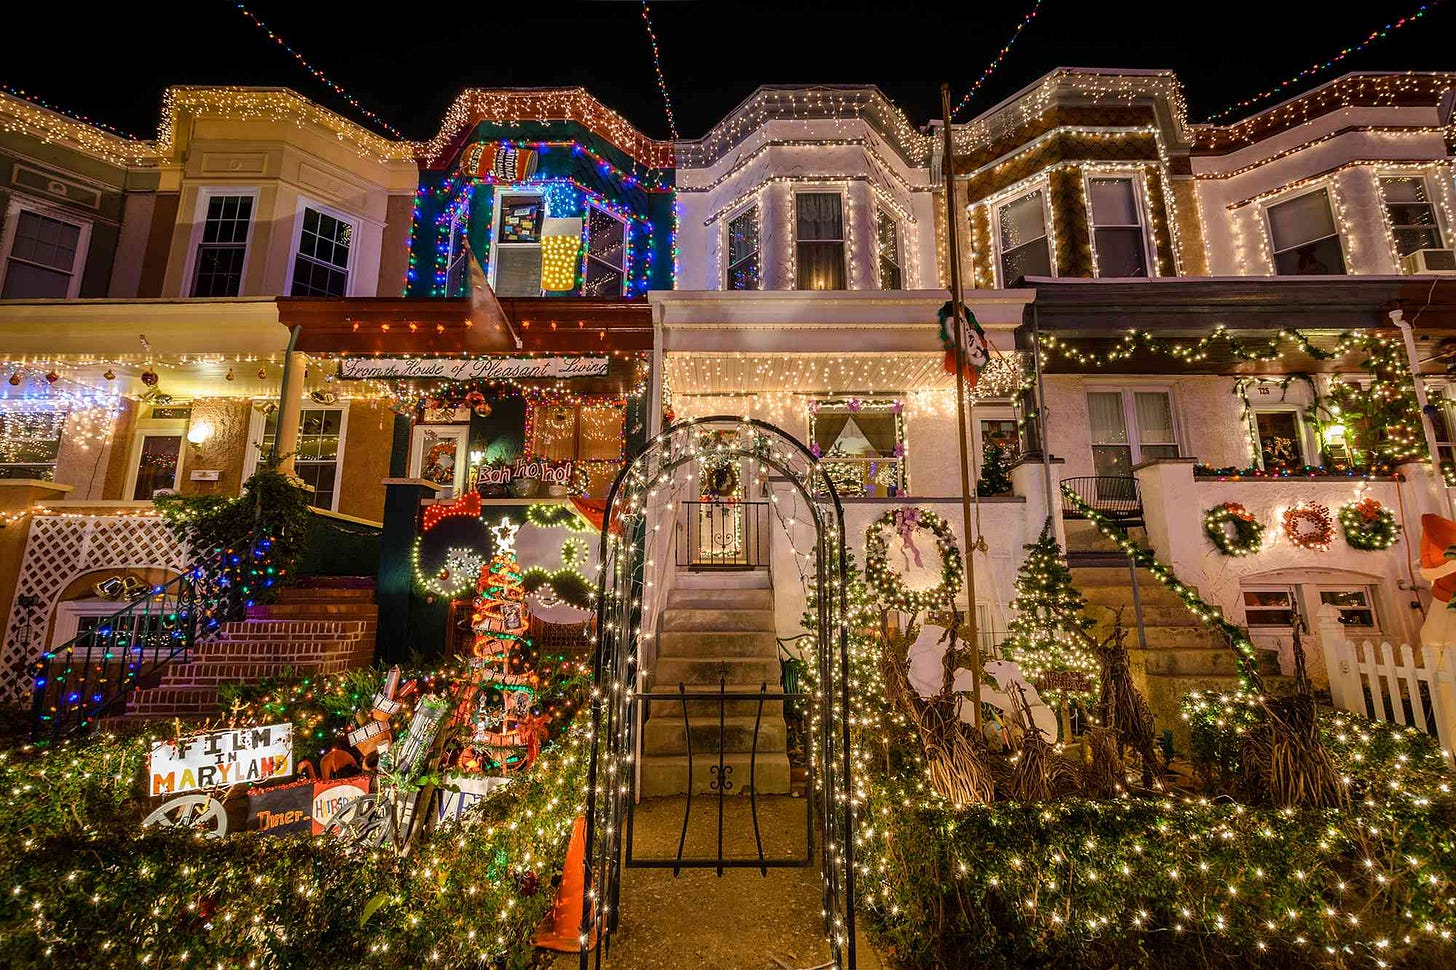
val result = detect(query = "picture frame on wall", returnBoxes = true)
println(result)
[410,424,470,498]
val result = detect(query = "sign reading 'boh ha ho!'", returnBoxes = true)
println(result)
[149,723,293,797]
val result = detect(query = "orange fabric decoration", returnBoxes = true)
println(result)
[1420,514,1456,603]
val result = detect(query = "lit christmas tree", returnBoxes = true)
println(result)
[976,441,1013,496]
[999,519,1098,724]
[472,518,531,662]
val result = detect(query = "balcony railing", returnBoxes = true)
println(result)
[1060,476,1143,526]
[677,500,769,569]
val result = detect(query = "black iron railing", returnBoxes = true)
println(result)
[677,500,769,569]
[30,532,271,742]
[1060,476,1143,525]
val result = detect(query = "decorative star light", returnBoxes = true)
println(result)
[491,516,521,555]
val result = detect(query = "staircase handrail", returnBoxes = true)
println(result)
[30,530,273,742]
[1059,485,1265,694]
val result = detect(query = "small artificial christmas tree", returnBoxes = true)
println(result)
[976,442,1013,496]
[999,519,1098,725]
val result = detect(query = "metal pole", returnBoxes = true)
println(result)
[940,84,983,734]
[1392,309,1456,518]
[1030,305,1056,527]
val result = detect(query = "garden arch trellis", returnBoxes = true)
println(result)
[580,415,857,968]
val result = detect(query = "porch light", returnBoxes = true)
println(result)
[186,420,214,446]
[469,449,485,466]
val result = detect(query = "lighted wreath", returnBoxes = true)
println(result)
[1282,502,1334,551]
[864,506,963,613]
[1203,502,1265,556]
[1339,497,1400,550]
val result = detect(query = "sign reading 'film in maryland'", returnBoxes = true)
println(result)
[149,723,294,796]
[337,357,610,381]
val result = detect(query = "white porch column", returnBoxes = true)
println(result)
[273,350,305,477]
[1132,458,1201,580]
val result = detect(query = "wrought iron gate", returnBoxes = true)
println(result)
[580,416,856,968]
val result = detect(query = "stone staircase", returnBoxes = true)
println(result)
[122,578,378,718]
[639,569,790,797]
[1063,521,1280,748]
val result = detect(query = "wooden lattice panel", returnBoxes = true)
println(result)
[1,515,186,703]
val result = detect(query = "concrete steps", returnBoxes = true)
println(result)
[642,571,788,796]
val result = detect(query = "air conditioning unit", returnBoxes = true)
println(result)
[1403,248,1456,275]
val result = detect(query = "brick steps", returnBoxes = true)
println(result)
[117,583,378,719]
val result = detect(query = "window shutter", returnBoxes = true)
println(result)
[494,246,541,297]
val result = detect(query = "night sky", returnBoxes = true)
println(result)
[7,1,1454,142]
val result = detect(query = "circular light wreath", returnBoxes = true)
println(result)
[1203,502,1264,556]
[864,506,963,613]
[1339,497,1400,550]
[1282,501,1334,551]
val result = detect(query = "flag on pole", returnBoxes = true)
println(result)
[465,239,522,350]
[938,300,989,386]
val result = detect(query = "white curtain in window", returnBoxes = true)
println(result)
[1086,392,1127,443]
[1134,392,1175,444]
[1267,190,1336,250]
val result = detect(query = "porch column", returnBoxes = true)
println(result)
[376,477,444,664]
[273,349,305,477]
[1010,454,1065,550]
[1132,458,1201,581]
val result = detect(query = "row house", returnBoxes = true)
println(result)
[1,68,1455,738]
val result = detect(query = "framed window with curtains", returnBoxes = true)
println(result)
[808,399,906,498]
[794,191,846,290]
[1086,387,1180,478]
[526,398,627,498]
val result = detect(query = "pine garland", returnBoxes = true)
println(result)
[1339,497,1400,550]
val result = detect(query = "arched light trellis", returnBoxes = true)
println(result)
[580,415,856,968]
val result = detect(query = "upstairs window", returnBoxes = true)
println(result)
[1,204,88,299]
[191,193,254,297]
[997,190,1052,283]
[491,192,544,297]
[875,207,903,289]
[1267,189,1345,275]
[290,206,354,297]
[0,409,65,480]
[1088,177,1148,277]
[795,193,846,290]
[726,206,760,290]
[445,204,470,297]
[1379,176,1444,258]
[582,204,626,297]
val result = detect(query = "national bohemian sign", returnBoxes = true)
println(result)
[337,357,609,381]
[149,723,293,796]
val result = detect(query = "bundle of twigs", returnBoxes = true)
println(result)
[877,615,995,805]
[1254,618,1346,808]
[1080,726,1126,798]
[1087,610,1160,789]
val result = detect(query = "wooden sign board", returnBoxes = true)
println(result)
[149,723,293,797]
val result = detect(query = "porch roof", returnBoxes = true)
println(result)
[1017,276,1456,375]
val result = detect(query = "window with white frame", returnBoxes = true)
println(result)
[248,405,346,510]
[975,413,1018,494]
[1086,388,1179,477]
[1088,177,1148,278]
[290,205,354,297]
[1427,385,1456,482]
[126,406,189,501]
[1379,176,1444,259]
[997,190,1052,283]
[490,191,544,297]
[1242,586,1299,628]
[582,203,626,297]
[1252,408,1307,470]
[190,193,254,297]
[808,399,906,497]
[1267,189,1345,275]
[0,201,90,299]
[726,205,760,290]
[875,207,903,289]
[0,409,65,480]
[1242,583,1378,631]
[795,192,846,290]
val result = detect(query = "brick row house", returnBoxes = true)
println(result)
[0,68,1453,735]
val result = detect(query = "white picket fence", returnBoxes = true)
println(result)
[1317,605,1456,762]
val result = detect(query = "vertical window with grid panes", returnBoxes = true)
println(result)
[290,207,353,297]
[260,407,344,510]
[1379,176,1444,259]
[582,204,626,297]
[726,206,760,290]
[1086,389,1178,478]
[2,208,85,298]
[997,190,1052,283]
[191,194,254,297]
[795,193,846,290]
[492,193,544,297]
[875,207,902,289]
[1267,189,1345,275]
[1088,177,1148,277]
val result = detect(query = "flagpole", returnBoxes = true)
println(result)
[940,83,983,735]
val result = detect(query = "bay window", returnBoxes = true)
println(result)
[290,205,355,297]
[726,205,760,290]
[490,192,544,296]
[582,203,627,297]
[875,207,903,289]
[1379,176,1444,259]
[1088,177,1148,277]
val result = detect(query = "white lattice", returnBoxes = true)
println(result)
[2,515,187,703]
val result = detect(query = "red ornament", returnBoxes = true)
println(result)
[140,369,159,387]
[44,369,59,384]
